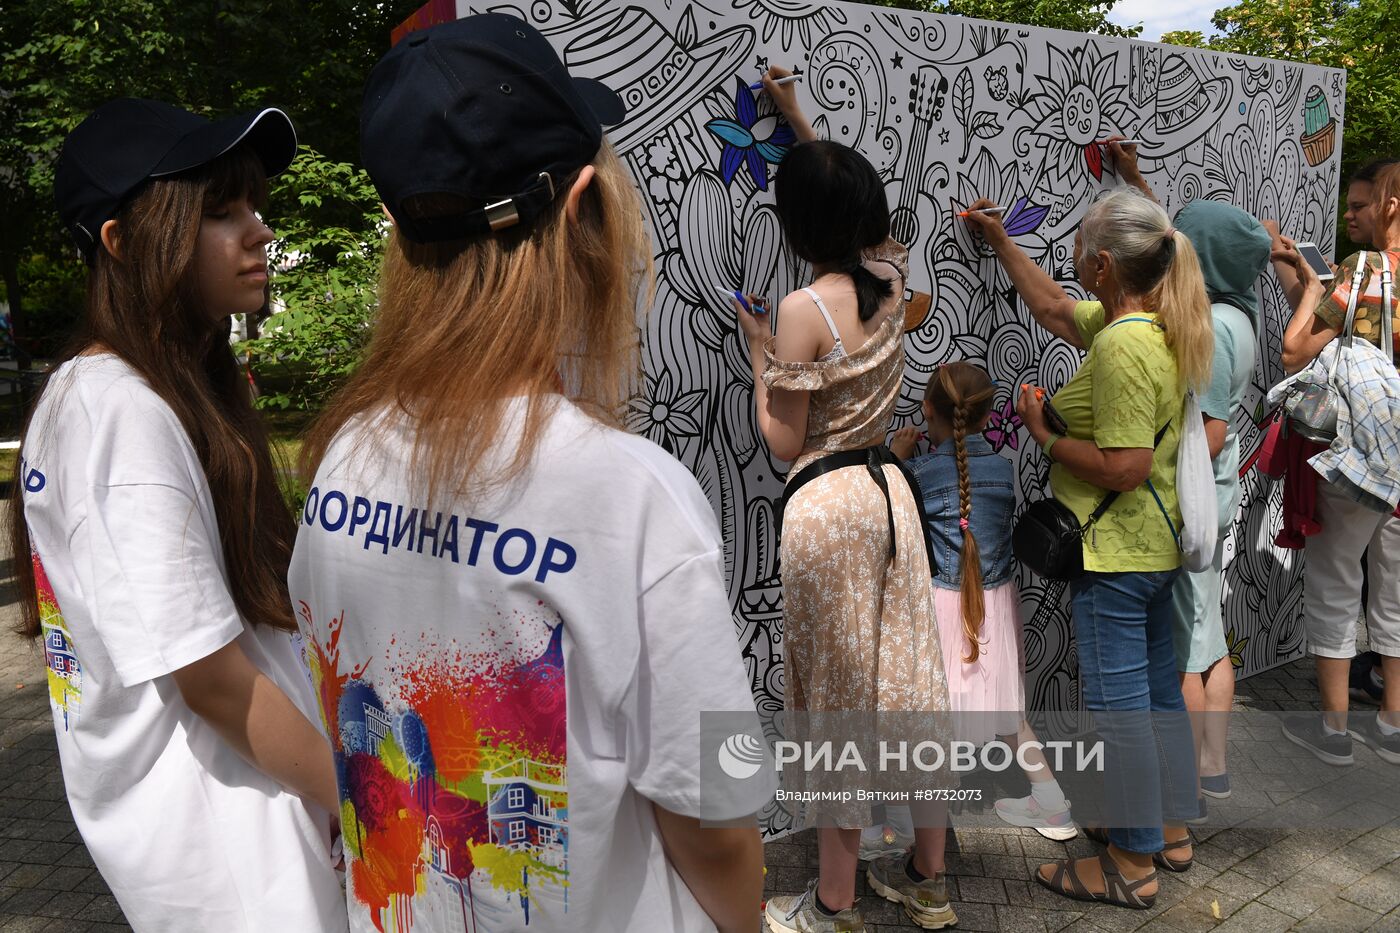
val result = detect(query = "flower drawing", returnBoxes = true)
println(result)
[706,78,797,190]
[951,148,1051,261]
[983,396,1022,452]
[627,369,707,455]
[1025,44,1131,183]
[728,0,847,47]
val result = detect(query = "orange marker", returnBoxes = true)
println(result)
[958,206,1007,218]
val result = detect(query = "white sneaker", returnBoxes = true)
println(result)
[993,794,1078,840]
[858,824,914,861]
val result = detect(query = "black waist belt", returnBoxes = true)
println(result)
[776,444,936,575]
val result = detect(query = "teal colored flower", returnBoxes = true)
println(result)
[705,78,797,190]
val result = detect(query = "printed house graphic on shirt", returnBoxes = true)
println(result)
[35,552,81,730]
[303,602,569,929]
[484,758,569,867]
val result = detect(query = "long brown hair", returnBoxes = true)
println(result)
[927,363,995,663]
[301,143,652,505]
[9,148,297,637]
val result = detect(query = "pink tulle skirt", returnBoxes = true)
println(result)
[933,580,1025,744]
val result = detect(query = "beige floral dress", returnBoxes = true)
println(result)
[763,240,955,826]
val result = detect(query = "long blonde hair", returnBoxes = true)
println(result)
[302,143,653,502]
[1080,188,1213,391]
[926,363,996,664]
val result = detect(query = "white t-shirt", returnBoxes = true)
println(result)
[289,397,773,933]
[20,354,347,932]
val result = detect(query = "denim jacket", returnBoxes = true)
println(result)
[906,434,1016,589]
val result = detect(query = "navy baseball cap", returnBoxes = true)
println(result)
[360,13,625,243]
[55,99,297,260]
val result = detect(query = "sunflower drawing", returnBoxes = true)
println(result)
[1025,44,1131,184]
[728,0,847,47]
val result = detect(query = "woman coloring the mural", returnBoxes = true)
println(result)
[11,100,348,930]
[289,14,771,933]
[741,68,958,933]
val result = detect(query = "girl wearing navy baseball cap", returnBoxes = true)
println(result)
[11,99,347,931]
[290,13,770,933]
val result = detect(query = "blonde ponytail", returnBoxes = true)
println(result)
[1152,229,1213,391]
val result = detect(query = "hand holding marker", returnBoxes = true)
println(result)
[717,286,767,315]
[750,74,802,91]
[957,205,1007,219]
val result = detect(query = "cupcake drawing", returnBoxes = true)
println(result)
[1301,85,1336,167]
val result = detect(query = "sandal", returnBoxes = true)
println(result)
[1035,853,1157,910]
[1155,831,1193,873]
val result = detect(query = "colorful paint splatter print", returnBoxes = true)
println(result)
[299,601,568,932]
[35,551,81,730]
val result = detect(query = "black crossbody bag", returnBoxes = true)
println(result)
[1012,420,1170,581]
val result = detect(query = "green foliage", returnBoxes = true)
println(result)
[0,0,421,368]
[14,254,85,358]
[1159,30,1206,47]
[242,149,384,411]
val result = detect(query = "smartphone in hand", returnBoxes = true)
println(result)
[1041,397,1069,436]
[1294,242,1336,282]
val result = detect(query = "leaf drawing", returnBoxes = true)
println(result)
[971,112,1003,139]
[677,7,697,49]
[953,67,972,130]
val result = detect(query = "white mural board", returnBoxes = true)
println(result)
[407,0,1346,837]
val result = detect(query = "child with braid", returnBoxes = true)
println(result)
[880,362,1077,844]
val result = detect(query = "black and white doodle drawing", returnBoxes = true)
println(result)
[425,0,1347,836]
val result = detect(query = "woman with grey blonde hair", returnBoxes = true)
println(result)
[966,185,1213,911]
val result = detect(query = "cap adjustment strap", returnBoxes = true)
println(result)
[486,172,554,232]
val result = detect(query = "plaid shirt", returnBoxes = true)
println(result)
[1307,336,1400,511]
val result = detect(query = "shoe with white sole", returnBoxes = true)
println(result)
[1198,772,1231,799]
[764,879,867,932]
[1352,714,1400,765]
[993,794,1078,841]
[865,855,957,930]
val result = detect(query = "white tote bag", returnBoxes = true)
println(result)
[1175,389,1218,572]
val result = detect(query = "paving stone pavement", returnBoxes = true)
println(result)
[761,658,1400,933]
[1,545,1398,931]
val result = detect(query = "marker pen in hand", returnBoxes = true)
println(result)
[957,206,1008,218]
[716,286,767,314]
[750,74,803,91]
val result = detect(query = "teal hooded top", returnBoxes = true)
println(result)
[1173,199,1273,328]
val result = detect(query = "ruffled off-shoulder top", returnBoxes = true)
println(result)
[762,238,911,475]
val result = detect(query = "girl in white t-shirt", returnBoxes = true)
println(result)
[288,15,771,933]
[11,99,347,932]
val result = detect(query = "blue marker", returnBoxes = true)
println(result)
[749,74,802,91]
[716,286,766,314]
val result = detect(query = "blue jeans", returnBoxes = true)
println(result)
[1071,570,1198,853]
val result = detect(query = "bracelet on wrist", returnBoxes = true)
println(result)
[1041,434,1061,461]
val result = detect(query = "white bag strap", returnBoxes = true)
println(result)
[1341,250,1368,346]
[1380,251,1394,365]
